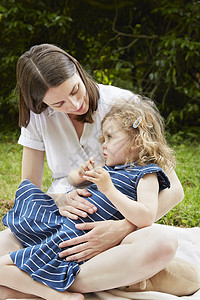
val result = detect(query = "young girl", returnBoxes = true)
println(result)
[66,96,174,230]
[0,96,177,299]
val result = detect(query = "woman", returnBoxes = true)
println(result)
[1,97,175,297]
[0,44,184,298]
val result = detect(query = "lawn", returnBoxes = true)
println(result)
[0,137,199,231]
[0,137,52,230]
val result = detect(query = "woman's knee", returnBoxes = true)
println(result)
[126,226,177,265]
[146,226,178,267]
[158,226,177,255]
[121,225,177,269]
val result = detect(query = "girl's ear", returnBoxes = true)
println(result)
[133,133,140,145]
[131,134,141,153]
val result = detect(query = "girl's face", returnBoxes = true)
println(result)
[101,119,127,166]
[43,73,89,116]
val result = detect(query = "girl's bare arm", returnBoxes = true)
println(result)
[84,168,159,228]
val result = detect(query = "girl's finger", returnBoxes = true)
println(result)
[89,156,95,165]
[82,175,96,182]
[84,170,96,177]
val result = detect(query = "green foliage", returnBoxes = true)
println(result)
[105,1,200,133]
[0,0,72,102]
[0,0,200,136]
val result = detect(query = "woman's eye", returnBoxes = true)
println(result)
[71,85,79,95]
[107,134,112,140]
[54,101,64,108]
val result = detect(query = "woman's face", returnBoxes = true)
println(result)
[43,73,89,116]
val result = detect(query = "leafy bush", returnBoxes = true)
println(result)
[0,0,200,137]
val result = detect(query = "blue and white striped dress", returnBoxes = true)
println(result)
[3,163,170,291]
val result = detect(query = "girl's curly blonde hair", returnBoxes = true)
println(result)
[101,95,176,170]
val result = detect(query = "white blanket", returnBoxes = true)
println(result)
[7,224,200,300]
[85,224,200,300]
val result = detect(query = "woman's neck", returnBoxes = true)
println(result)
[68,114,84,140]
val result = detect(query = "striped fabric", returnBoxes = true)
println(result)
[3,163,170,291]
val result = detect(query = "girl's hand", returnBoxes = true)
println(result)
[52,189,97,220]
[83,167,114,194]
[67,157,95,187]
[78,156,95,179]
[59,219,136,262]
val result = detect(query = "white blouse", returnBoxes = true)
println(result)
[18,84,135,193]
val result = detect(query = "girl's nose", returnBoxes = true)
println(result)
[102,142,107,149]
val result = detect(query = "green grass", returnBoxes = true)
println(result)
[158,143,200,227]
[0,137,200,231]
[0,136,52,230]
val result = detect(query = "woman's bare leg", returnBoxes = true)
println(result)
[70,226,178,293]
[0,255,84,300]
[0,226,177,298]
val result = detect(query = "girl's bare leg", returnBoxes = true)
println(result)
[0,285,41,300]
[70,225,178,293]
[0,255,84,300]
[0,229,35,298]
[0,228,22,256]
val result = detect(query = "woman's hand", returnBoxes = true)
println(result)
[59,219,136,262]
[50,189,97,220]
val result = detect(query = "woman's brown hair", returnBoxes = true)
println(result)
[17,44,99,127]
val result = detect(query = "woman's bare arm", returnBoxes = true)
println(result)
[21,146,45,188]
[155,168,184,221]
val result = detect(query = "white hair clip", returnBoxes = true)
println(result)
[133,116,142,128]
[133,95,141,103]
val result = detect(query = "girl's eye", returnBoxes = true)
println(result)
[99,135,105,144]
[107,134,112,140]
